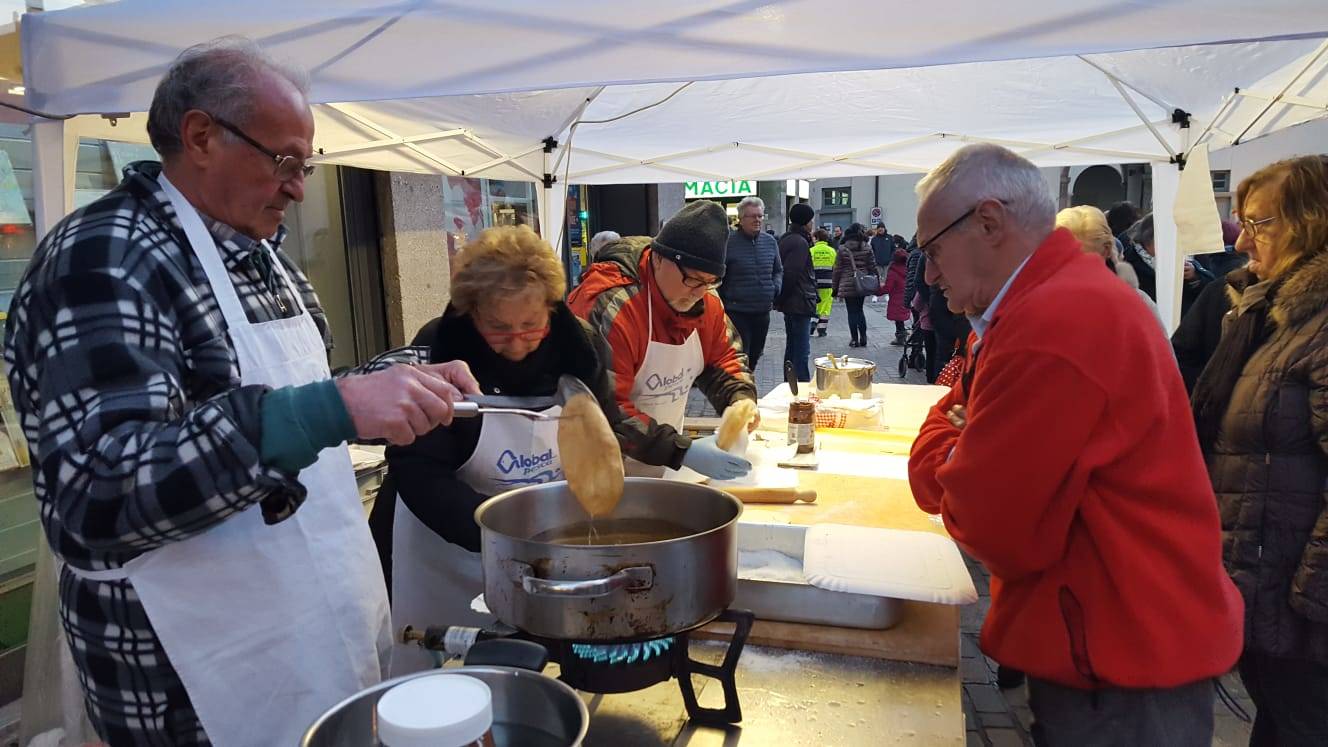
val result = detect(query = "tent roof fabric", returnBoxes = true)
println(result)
[19,1,1328,182]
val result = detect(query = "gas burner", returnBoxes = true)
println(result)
[571,636,675,664]
[416,609,755,726]
[548,609,754,725]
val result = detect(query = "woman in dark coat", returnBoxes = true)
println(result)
[368,226,621,675]
[831,223,877,347]
[1191,155,1328,745]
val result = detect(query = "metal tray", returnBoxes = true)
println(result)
[734,522,902,630]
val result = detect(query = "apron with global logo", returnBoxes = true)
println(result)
[389,405,562,675]
[624,275,706,480]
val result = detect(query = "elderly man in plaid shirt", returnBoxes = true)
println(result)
[3,37,480,746]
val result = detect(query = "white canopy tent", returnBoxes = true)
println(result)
[12,3,1328,744]
[16,1,1328,335]
[15,1,1328,324]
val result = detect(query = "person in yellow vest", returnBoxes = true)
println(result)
[810,229,837,337]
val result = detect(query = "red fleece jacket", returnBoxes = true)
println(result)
[908,228,1243,689]
[568,244,755,468]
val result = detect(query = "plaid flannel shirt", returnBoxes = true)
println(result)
[3,161,425,744]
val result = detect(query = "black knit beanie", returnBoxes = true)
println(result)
[653,200,729,277]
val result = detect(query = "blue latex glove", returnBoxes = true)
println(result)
[682,435,752,480]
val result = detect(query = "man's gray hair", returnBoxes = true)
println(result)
[915,144,1056,234]
[147,36,310,159]
[589,230,621,257]
[737,196,765,216]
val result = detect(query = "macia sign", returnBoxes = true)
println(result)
[684,180,757,199]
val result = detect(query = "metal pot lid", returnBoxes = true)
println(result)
[814,356,875,370]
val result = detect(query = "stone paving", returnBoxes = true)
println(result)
[693,300,1257,746]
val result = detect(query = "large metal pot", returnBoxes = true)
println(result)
[814,355,876,398]
[301,666,589,747]
[475,478,741,641]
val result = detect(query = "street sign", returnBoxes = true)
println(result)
[685,180,757,199]
[869,206,883,226]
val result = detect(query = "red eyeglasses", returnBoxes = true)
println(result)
[477,325,551,343]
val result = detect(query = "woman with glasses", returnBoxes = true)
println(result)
[369,226,622,675]
[1191,155,1328,745]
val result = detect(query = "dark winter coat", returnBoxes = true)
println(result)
[1172,268,1249,393]
[720,228,783,313]
[1122,243,1213,318]
[371,303,617,574]
[913,252,971,346]
[1199,250,1328,664]
[870,233,893,267]
[776,227,819,317]
[830,239,878,299]
[904,245,923,307]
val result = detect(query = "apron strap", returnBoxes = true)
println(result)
[159,174,254,330]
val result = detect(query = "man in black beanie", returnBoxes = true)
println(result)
[777,202,820,382]
[568,200,756,482]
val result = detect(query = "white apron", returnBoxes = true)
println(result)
[623,275,705,479]
[66,175,391,747]
[389,405,562,675]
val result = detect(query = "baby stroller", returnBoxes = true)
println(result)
[897,325,928,378]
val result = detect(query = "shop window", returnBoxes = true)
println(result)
[488,180,538,229]
[822,187,851,207]
[441,176,542,264]
[1212,170,1232,220]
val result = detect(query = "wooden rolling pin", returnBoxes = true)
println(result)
[722,486,818,504]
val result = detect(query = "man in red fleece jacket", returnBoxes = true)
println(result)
[568,200,757,481]
[907,144,1243,745]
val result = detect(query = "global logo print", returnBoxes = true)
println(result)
[642,367,692,403]
[494,448,562,487]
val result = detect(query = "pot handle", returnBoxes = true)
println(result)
[521,565,654,597]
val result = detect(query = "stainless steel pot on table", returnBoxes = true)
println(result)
[475,478,742,641]
[301,666,589,747]
[813,355,876,398]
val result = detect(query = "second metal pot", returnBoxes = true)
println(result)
[814,355,876,398]
[301,666,588,747]
[475,478,741,641]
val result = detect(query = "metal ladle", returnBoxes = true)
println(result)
[451,375,593,421]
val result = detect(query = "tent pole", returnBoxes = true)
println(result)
[1185,93,1237,155]
[1076,55,1173,112]
[31,118,77,236]
[1102,75,1176,158]
[1232,38,1328,144]
[324,104,465,175]
[23,116,101,747]
[1152,160,1183,332]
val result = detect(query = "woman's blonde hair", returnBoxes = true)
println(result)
[450,226,566,314]
[1236,155,1328,280]
[1055,205,1115,260]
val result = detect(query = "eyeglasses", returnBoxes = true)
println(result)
[210,114,315,182]
[1238,215,1276,239]
[477,325,550,343]
[917,206,977,261]
[655,254,721,291]
[674,259,722,290]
